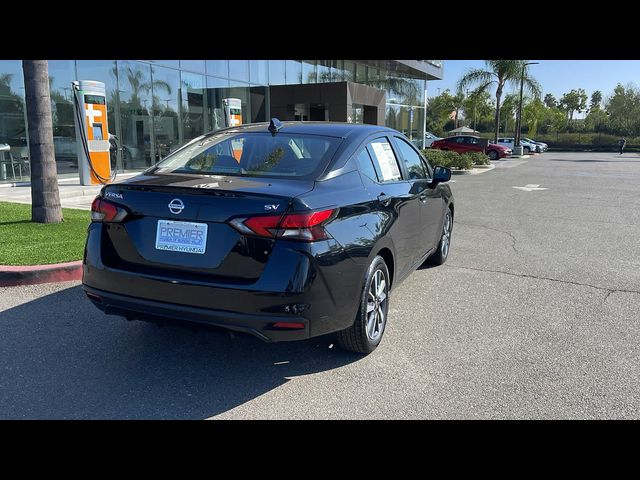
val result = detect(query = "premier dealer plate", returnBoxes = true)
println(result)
[155,220,208,254]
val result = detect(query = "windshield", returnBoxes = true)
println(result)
[151,132,341,179]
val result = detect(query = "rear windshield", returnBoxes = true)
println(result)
[151,132,341,179]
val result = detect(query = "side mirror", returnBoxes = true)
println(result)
[431,165,451,186]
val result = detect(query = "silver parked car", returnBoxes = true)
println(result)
[522,137,547,152]
[496,137,538,154]
[424,131,442,148]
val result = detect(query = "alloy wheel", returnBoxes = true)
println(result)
[365,269,387,341]
[441,210,452,258]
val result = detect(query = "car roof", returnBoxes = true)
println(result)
[205,121,398,140]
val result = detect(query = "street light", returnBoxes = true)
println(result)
[514,62,539,155]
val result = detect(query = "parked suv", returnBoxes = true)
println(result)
[431,135,511,160]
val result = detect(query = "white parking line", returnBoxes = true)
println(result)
[512,184,548,192]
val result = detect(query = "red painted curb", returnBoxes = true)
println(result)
[0,261,83,287]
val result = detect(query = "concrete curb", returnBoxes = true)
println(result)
[452,164,496,175]
[0,260,82,287]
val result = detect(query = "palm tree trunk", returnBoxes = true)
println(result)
[22,60,62,223]
[494,85,503,143]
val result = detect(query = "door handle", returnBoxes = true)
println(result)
[377,193,391,206]
[419,193,427,203]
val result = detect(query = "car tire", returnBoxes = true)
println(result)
[524,147,530,154]
[426,207,453,266]
[337,255,390,354]
[487,150,499,160]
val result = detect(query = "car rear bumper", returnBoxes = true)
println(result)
[82,223,365,341]
[83,285,310,342]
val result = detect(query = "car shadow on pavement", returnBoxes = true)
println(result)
[0,284,360,419]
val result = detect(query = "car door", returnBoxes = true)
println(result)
[450,136,466,153]
[360,135,422,281]
[464,136,482,152]
[392,135,445,258]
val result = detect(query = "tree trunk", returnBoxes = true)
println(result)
[493,85,503,143]
[22,60,62,223]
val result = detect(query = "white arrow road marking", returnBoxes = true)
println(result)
[512,184,548,192]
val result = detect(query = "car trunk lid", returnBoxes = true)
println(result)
[99,173,314,281]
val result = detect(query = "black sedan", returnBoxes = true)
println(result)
[83,120,454,354]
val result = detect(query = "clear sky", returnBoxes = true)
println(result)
[430,60,640,118]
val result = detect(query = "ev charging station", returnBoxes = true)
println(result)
[223,98,244,161]
[223,98,243,127]
[72,80,113,185]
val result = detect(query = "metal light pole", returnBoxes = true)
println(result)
[514,62,539,155]
[468,89,477,133]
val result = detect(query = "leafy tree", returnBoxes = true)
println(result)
[543,93,557,108]
[500,93,519,137]
[457,60,541,143]
[590,90,603,110]
[604,83,640,136]
[547,107,568,135]
[450,90,465,128]
[462,89,493,130]
[22,60,62,223]
[522,98,546,137]
[559,88,588,123]
[425,90,462,135]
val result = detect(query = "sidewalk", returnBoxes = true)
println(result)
[0,172,140,210]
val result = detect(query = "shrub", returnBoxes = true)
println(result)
[462,151,490,166]
[422,149,473,170]
[452,153,473,170]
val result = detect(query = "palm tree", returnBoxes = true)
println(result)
[22,60,62,223]
[117,64,172,112]
[457,60,541,143]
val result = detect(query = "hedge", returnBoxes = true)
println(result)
[422,149,489,170]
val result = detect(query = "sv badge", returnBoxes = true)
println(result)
[264,204,280,211]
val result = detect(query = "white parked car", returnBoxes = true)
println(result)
[522,137,547,152]
[424,131,442,148]
[496,137,538,155]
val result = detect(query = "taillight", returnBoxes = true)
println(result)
[229,208,337,242]
[91,197,128,222]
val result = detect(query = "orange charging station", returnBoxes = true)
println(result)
[223,98,243,161]
[72,80,112,185]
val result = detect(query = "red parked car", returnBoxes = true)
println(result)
[431,135,512,160]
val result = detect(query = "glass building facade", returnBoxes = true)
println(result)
[0,60,443,183]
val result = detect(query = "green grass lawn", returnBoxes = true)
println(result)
[0,202,90,265]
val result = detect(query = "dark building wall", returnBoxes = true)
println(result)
[269,82,386,125]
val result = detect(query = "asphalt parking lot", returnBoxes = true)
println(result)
[1,151,639,419]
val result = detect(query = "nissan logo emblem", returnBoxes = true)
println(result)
[168,198,184,214]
